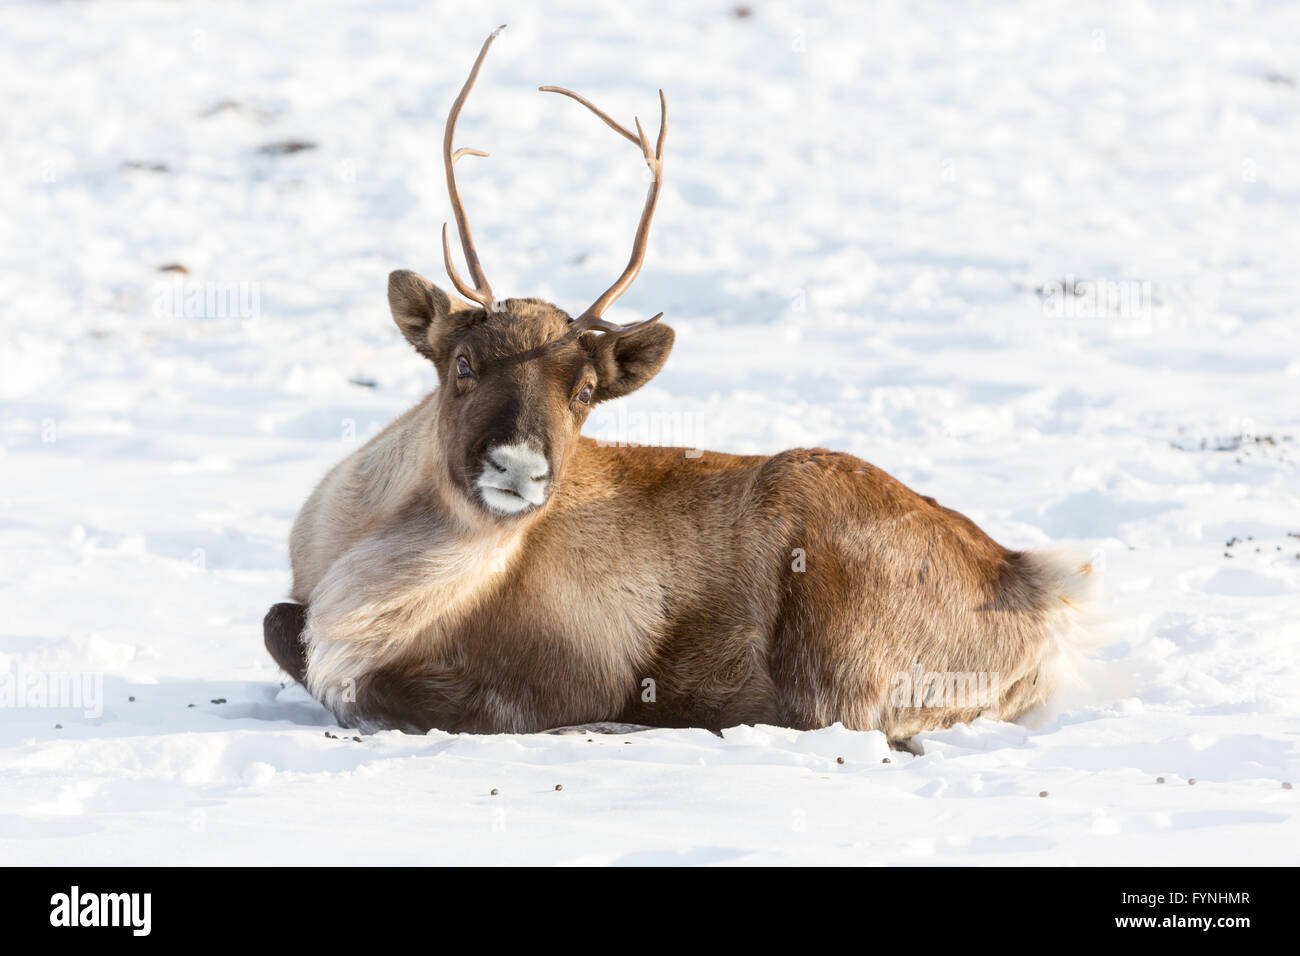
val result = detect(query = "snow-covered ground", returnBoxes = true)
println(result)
[2,0,1298,865]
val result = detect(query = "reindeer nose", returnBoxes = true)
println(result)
[487,446,549,483]
[477,442,551,514]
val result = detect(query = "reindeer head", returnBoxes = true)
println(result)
[388,26,673,518]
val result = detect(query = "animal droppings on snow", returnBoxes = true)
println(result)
[257,140,317,155]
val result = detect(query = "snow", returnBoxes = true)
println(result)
[2,0,1298,864]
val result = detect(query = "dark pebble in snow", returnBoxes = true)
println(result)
[1188,778,1197,785]
[1283,782,1293,790]
[882,757,891,764]
[1039,791,1049,798]
[324,731,336,739]
[352,736,361,742]
[258,140,317,155]
[210,698,226,704]
[555,785,563,791]
[1157,776,1166,783]
[54,724,62,729]
[187,703,195,708]
[490,789,499,796]
[157,263,188,274]
[128,696,135,702]
[836,756,845,764]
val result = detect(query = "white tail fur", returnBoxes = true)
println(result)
[1021,546,1107,722]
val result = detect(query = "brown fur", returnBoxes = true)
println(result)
[268,272,1098,741]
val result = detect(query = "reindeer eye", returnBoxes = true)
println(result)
[455,356,474,379]
[576,383,594,405]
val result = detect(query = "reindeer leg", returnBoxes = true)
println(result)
[263,602,309,685]
[264,612,438,734]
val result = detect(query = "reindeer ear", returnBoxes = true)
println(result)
[387,270,476,370]
[589,323,674,402]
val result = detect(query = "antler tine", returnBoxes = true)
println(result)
[540,85,668,336]
[569,311,665,338]
[443,25,506,309]
[537,86,641,146]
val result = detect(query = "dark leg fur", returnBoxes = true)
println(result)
[263,602,309,685]
[262,606,443,732]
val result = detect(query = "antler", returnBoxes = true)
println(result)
[539,84,667,336]
[442,25,506,310]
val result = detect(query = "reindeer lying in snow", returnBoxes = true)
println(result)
[264,27,1098,739]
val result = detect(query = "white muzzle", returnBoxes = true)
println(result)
[476,442,551,514]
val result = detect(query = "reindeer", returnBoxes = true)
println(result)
[264,26,1098,740]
